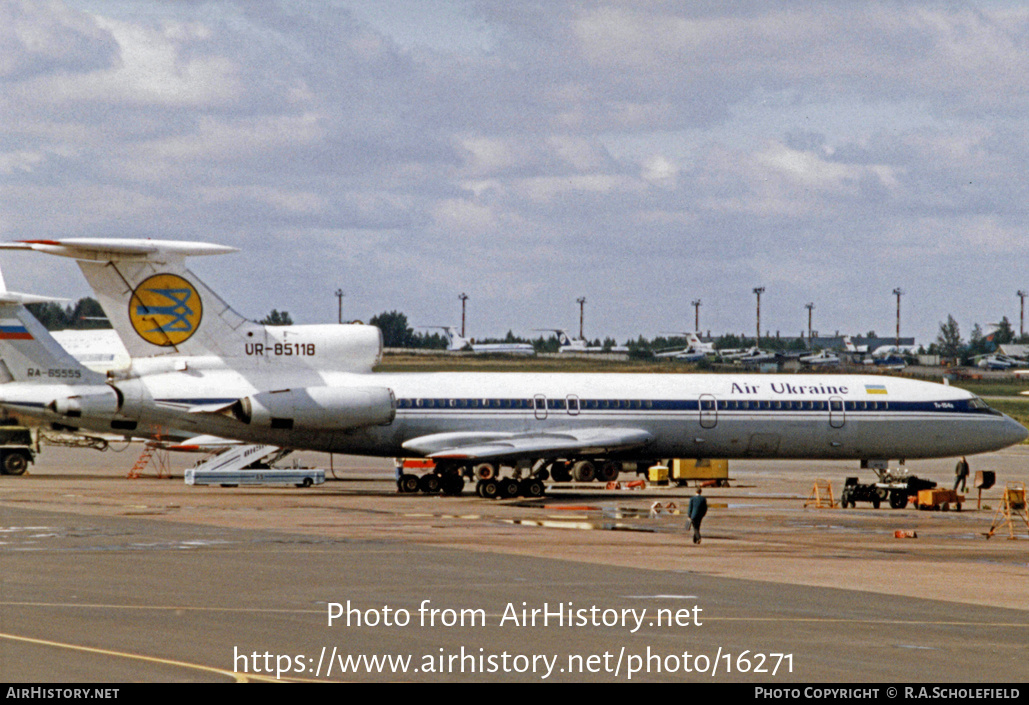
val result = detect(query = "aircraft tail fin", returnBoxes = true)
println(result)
[0,239,245,359]
[0,287,102,386]
[421,326,470,352]
[443,326,470,352]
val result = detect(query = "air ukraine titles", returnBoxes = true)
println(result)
[731,382,851,395]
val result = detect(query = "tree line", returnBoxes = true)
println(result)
[934,315,1026,362]
[26,299,110,330]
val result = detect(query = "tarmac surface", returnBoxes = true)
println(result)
[1,443,1028,682]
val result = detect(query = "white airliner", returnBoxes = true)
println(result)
[537,329,629,354]
[843,337,911,369]
[726,347,777,365]
[0,239,1024,497]
[654,332,713,361]
[799,350,841,367]
[428,326,535,356]
[842,336,868,354]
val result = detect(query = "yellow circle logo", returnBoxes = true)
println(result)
[128,274,203,346]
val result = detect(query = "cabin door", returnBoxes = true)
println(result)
[699,394,718,429]
[829,396,846,429]
[534,394,548,420]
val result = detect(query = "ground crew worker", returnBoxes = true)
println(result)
[687,487,708,545]
[954,456,969,492]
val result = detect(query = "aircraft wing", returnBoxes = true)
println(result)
[402,427,653,461]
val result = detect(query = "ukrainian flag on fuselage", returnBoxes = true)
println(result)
[865,384,888,395]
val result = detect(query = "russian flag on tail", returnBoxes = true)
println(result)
[0,319,33,340]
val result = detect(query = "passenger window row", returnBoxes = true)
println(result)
[394,398,889,411]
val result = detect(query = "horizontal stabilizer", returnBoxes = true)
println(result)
[0,291,69,305]
[0,239,237,261]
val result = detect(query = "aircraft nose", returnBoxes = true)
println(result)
[1002,415,1029,447]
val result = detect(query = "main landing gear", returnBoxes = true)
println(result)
[397,460,549,499]
[396,457,628,499]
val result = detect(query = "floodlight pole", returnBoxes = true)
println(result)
[692,299,701,332]
[459,293,469,338]
[893,288,903,348]
[805,302,814,342]
[1018,290,1027,338]
[753,287,765,347]
[335,289,344,324]
[577,297,586,340]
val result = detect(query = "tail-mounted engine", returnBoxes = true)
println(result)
[231,386,395,431]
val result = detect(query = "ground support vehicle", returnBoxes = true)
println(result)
[913,488,963,511]
[874,469,937,509]
[185,467,325,487]
[185,445,323,488]
[840,477,882,508]
[840,469,937,509]
[0,425,35,476]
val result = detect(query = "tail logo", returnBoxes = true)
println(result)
[128,274,203,346]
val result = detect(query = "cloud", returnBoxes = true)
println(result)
[3,0,1029,344]
[0,0,116,80]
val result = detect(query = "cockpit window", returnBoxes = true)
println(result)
[968,396,1002,415]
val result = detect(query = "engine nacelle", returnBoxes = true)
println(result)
[232,386,395,431]
[47,388,121,418]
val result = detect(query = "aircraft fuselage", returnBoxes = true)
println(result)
[10,369,1022,463]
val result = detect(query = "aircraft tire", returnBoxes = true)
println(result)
[889,491,908,509]
[419,473,441,494]
[441,474,465,496]
[500,478,520,498]
[398,474,420,493]
[597,461,620,483]
[520,478,545,498]
[473,463,498,481]
[550,462,571,483]
[571,460,595,483]
[480,479,500,500]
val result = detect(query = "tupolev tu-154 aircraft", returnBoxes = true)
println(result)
[0,238,1024,497]
[426,326,535,356]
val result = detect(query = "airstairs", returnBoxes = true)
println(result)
[184,444,324,488]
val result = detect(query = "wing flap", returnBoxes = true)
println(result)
[403,427,653,461]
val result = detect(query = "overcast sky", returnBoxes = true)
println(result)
[3,1,1028,346]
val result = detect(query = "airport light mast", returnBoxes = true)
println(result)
[692,299,701,332]
[459,293,469,338]
[1019,290,1027,339]
[577,297,586,340]
[893,288,903,348]
[335,289,344,324]
[805,302,814,342]
[753,287,765,347]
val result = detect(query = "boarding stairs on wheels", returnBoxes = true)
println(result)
[191,445,290,474]
[183,445,326,488]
